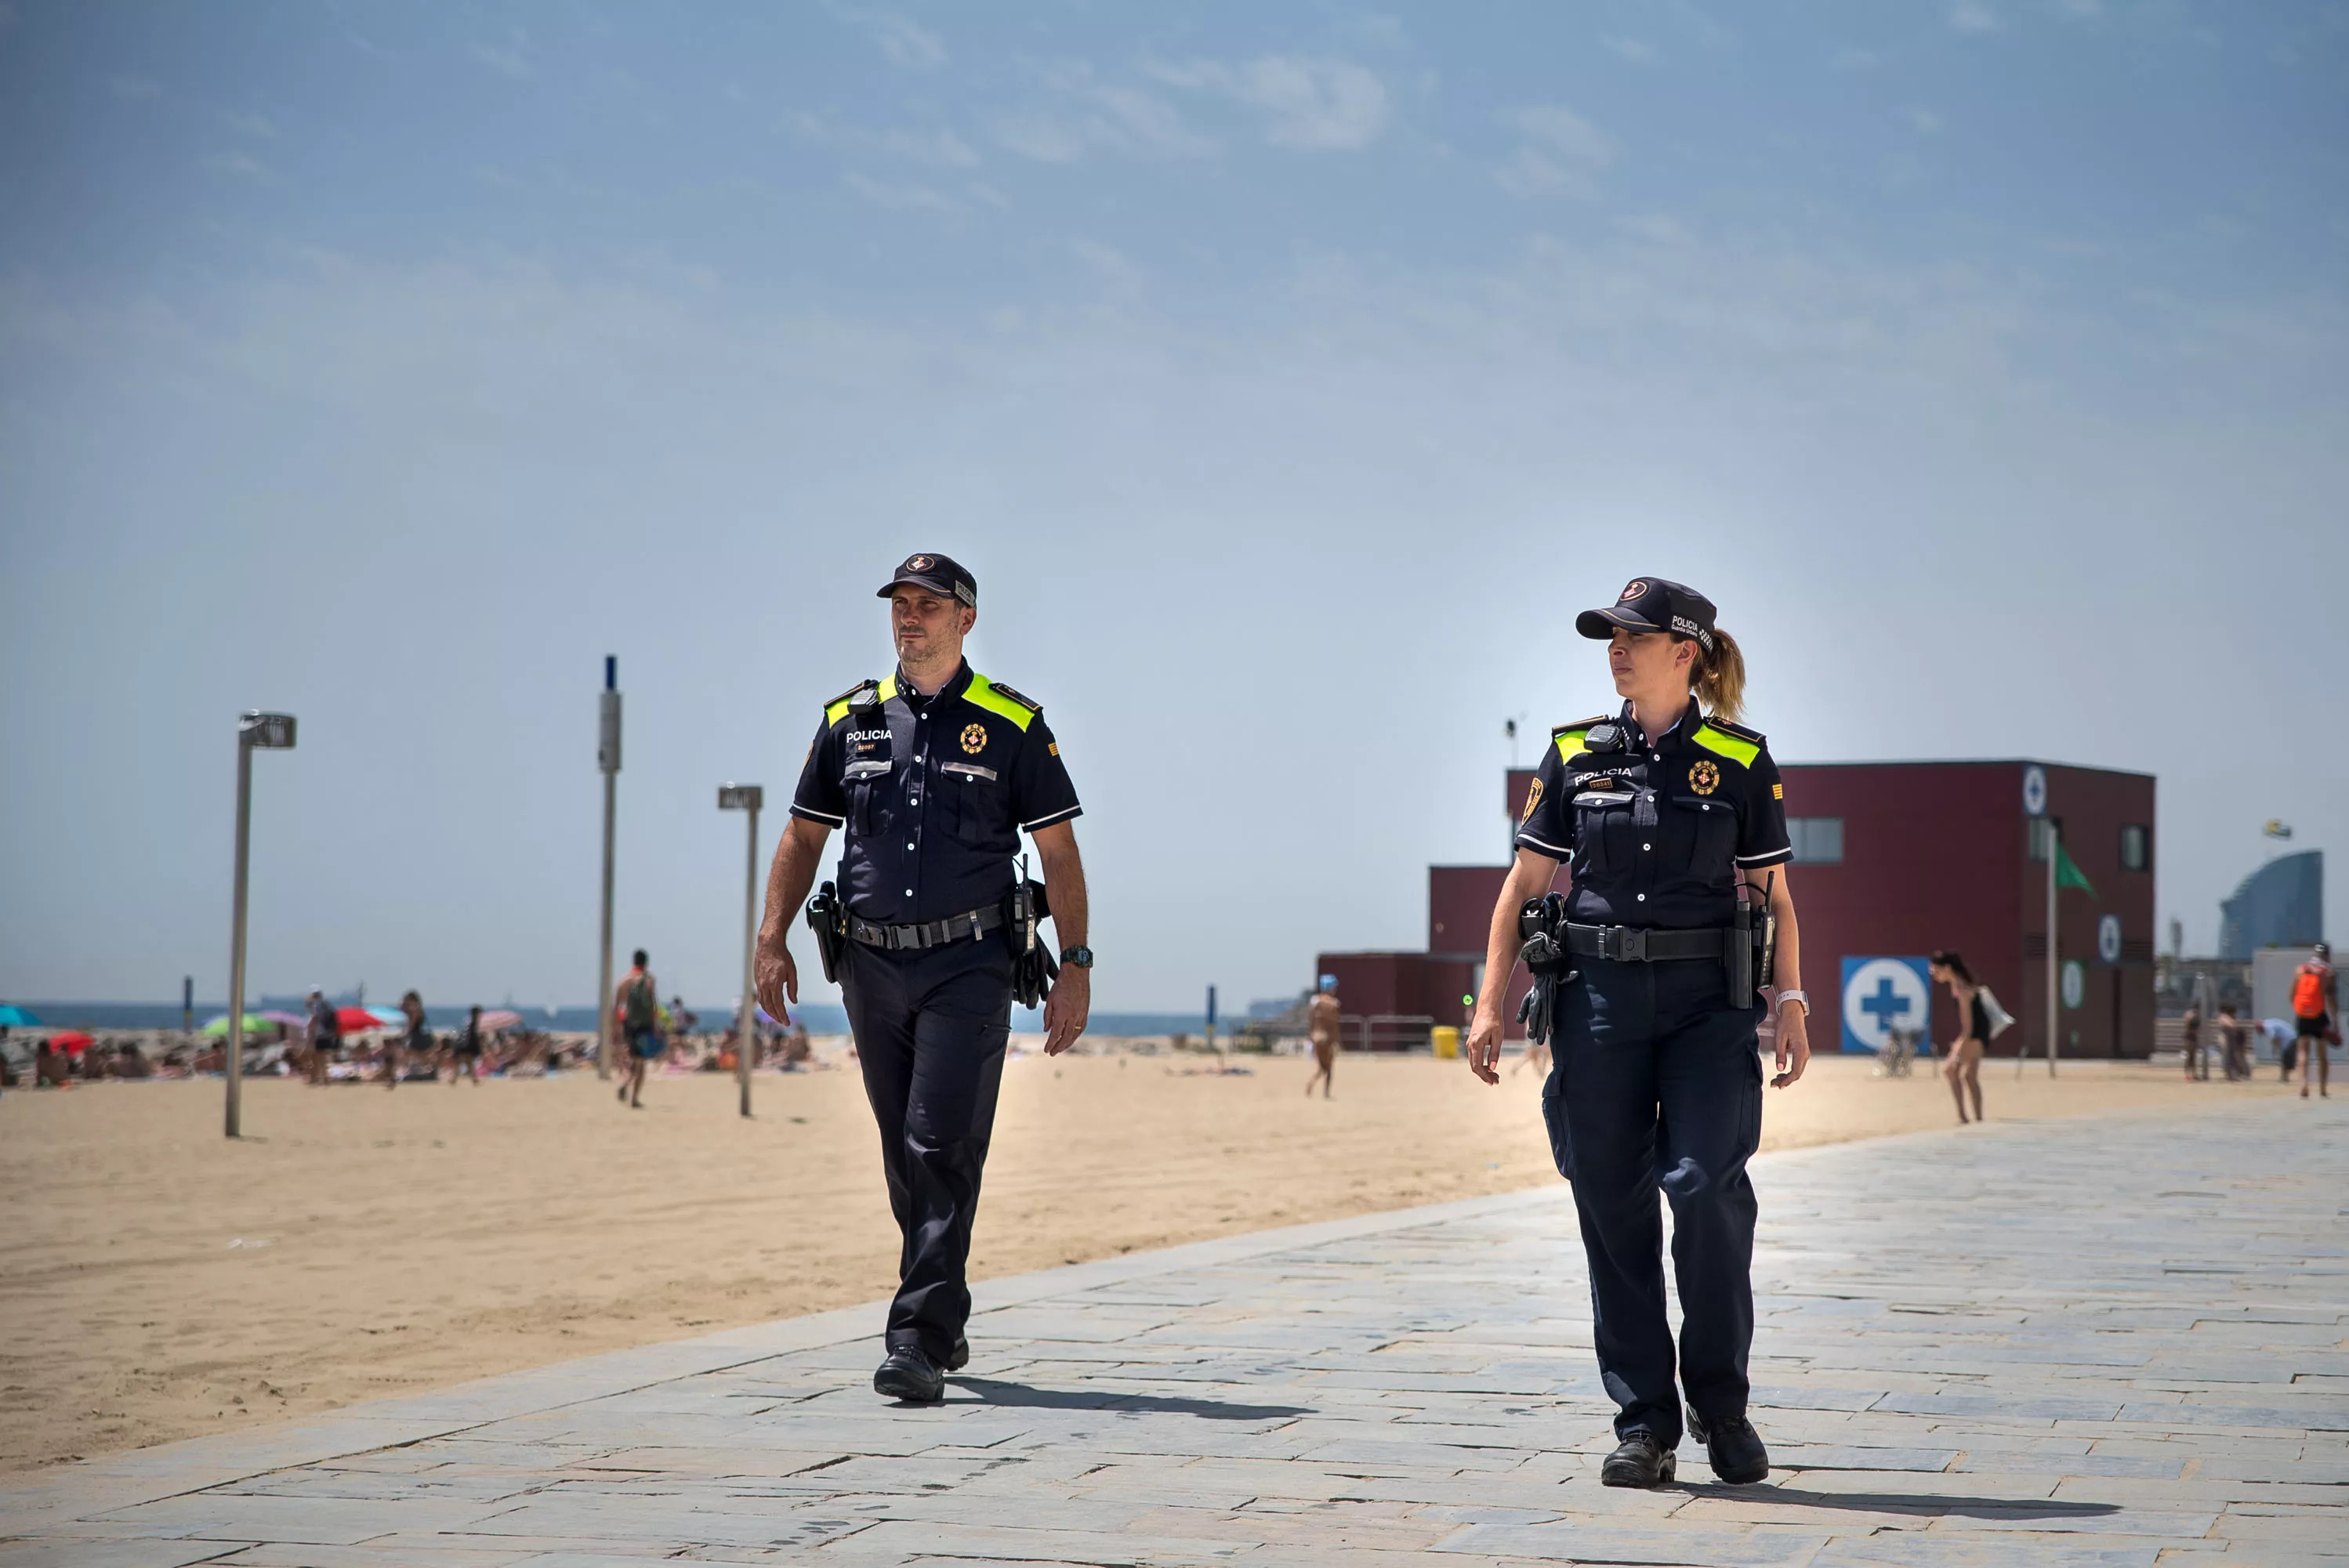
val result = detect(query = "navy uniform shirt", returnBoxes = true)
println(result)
[1514,698,1791,929]
[790,661,1082,925]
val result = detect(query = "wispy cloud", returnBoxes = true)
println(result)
[830,7,945,71]
[108,74,161,101]
[200,152,274,183]
[2058,0,2101,14]
[1604,35,1658,64]
[843,172,962,213]
[1950,2,2003,34]
[993,62,1213,163]
[793,113,978,168]
[469,30,535,80]
[1495,104,1617,199]
[1832,45,1882,71]
[1147,56,1389,150]
[223,110,277,139]
[1905,105,1945,134]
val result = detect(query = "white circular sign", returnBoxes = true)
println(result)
[2022,764,2048,818]
[1842,958,1931,1052]
[2061,958,2086,1009]
[2097,914,2122,965]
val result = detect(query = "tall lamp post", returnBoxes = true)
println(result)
[719,784,763,1119]
[596,657,621,1079]
[227,710,296,1139]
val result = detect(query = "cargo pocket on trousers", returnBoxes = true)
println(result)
[1738,1037,1765,1157]
[1540,1064,1574,1182]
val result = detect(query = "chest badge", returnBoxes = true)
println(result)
[1520,777,1544,824]
[1689,759,1720,796]
[960,722,988,755]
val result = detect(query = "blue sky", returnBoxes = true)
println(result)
[2,1,2344,1012]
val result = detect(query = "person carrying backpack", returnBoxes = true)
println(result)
[2290,943,2337,1100]
[614,950,662,1109]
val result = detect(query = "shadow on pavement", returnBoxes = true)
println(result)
[1677,1483,2121,1519]
[948,1378,1313,1421]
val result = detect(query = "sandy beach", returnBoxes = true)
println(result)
[0,1048,2296,1474]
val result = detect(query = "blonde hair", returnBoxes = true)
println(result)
[1689,626,1747,726]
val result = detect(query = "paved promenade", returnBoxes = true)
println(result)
[5,1099,2345,1567]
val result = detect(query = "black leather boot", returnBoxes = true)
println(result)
[1686,1403,1770,1483]
[1599,1429,1677,1488]
[872,1346,944,1403]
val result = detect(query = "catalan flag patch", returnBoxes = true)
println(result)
[1772,784,1783,799]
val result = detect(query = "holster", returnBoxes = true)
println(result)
[1727,893,1754,1005]
[805,882,846,985]
[1514,893,1577,1048]
[1005,864,1057,1009]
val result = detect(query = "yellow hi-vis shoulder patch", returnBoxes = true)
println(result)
[1691,722,1760,768]
[963,673,1037,731]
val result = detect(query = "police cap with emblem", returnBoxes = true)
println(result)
[1575,576,1716,654]
[877,552,977,607]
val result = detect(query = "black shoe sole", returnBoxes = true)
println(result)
[872,1364,944,1403]
[1599,1450,1677,1488]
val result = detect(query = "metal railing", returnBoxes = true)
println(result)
[1341,1013,1437,1052]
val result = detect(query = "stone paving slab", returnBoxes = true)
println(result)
[7,1100,2348,1566]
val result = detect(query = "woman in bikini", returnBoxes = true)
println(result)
[1928,951,1986,1124]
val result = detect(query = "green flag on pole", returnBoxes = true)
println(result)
[2054,840,2097,897]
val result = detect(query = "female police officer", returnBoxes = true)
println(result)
[1466,577,1809,1490]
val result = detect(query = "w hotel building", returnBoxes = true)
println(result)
[1318,759,2156,1059]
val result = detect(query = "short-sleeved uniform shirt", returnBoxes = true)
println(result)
[790,660,1081,925]
[1514,698,1791,929]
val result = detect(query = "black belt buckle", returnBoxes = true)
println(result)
[1604,926,1648,962]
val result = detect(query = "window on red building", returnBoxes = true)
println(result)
[2121,824,2150,871]
[1788,817,1843,864]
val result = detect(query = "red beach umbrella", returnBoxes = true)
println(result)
[49,1030,96,1052]
[335,1005,384,1034]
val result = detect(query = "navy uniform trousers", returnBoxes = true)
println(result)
[1542,954,1765,1447]
[839,933,1014,1365]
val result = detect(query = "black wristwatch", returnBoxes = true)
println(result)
[1060,945,1094,969]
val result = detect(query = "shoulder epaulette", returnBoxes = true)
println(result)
[823,679,881,726]
[1550,715,1610,764]
[964,673,1040,731]
[1692,715,1765,767]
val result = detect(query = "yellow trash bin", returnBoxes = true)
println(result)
[1431,1026,1460,1060]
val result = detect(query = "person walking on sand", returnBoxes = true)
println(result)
[2180,1001,2205,1081]
[614,951,661,1108]
[1466,577,1807,1490]
[2291,943,2337,1099]
[304,987,339,1087]
[387,989,426,1090]
[447,1005,485,1085]
[1929,951,1988,1124]
[1304,976,1340,1098]
[2216,1004,2250,1083]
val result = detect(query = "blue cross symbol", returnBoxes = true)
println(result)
[1859,977,1913,1029]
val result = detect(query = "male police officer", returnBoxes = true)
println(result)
[755,553,1092,1403]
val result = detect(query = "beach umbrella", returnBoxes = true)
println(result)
[258,1009,307,1028]
[49,1030,96,1052]
[477,1009,523,1032]
[335,1005,386,1034]
[0,1004,42,1027]
[201,1013,266,1037]
[365,1005,409,1030]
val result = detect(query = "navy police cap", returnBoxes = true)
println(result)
[877,552,977,607]
[1575,576,1716,653]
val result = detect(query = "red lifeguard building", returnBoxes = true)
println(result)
[1318,758,2155,1058]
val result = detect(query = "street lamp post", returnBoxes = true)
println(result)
[718,784,763,1119]
[596,657,621,1079]
[227,711,296,1139]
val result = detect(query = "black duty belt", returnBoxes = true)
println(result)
[846,904,1005,952]
[1565,922,1729,963]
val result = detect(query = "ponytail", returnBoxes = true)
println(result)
[1691,625,1747,726]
